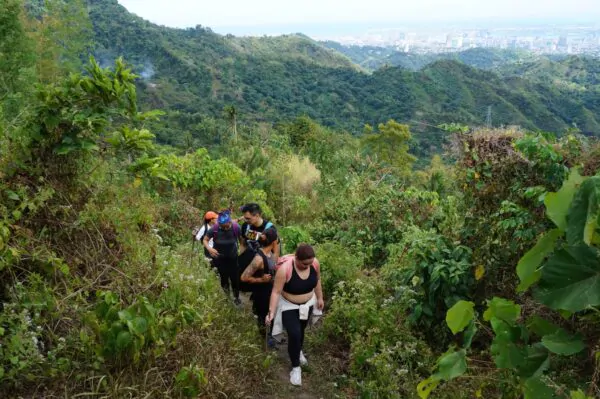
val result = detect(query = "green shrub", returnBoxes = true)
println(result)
[279,225,311,254]
[383,225,474,335]
[320,276,433,398]
[315,241,363,296]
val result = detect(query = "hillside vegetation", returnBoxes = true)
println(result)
[320,43,540,71]
[1,1,600,398]
[87,0,600,146]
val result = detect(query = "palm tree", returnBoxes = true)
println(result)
[223,105,237,141]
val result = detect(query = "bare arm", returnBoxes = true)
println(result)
[241,256,271,284]
[266,265,287,324]
[315,266,324,310]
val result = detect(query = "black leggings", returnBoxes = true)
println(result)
[252,285,272,334]
[282,307,313,367]
[214,257,239,299]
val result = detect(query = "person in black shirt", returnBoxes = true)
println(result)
[204,210,242,305]
[239,203,280,270]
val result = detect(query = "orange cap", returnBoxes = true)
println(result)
[204,211,218,221]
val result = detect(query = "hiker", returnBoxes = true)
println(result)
[204,210,242,305]
[266,244,324,386]
[194,211,218,267]
[240,203,280,269]
[238,231,278,347]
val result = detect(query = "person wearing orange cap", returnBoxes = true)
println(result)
[195,211,218,266]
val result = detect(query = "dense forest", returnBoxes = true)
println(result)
[1,0,600,398]
[85,0,600,152]
[320,43,548,71]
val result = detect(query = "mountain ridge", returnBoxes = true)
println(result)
[89,0,600,140]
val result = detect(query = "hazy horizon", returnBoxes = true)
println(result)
[117,0,600,36]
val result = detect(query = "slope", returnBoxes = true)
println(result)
[88,0,600,138]
[321,43,540,71]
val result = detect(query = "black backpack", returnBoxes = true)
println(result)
[238,241,271,292]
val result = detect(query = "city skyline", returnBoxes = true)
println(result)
[117,0,600,36]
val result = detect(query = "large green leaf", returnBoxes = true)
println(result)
[526,315,559,337]
[435,349,467,380]
[523,377,556,399]
[491,328,526,369]
[535,245,600,312]
[484,297,521,325]
[567,177,600,246]
[517,229,563,292]
[416,377,440,399]
[544,169,584,231]
[517,343,550,379]
[129,317,148,335]
[463,320,477,349]
[541,329,586,356]
[116,330,132,350]
[446,300,475,335]
[416,349,468,398]
[570,389,594,399]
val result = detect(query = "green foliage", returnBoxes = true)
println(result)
[107,126,157,161]
[544,169,585,231]
[0,273,60,383]
[361,120,416,173]
[516,228,562,292]
[26,0,94,82]
[385,225,474,330]
[541,330,586,356]
[314,241,363,296]
[278,225,311,254]
[175,364,208,397]
[0,53,270,397]
[0,0,36,118]
[446,300,475,335]
[3,3,600,397]
[420,296,589,398]
[536,245,600,311]
[87,0,600,145]
[320,276,433,398]
[515,170,600,311]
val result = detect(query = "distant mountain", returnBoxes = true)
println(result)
[320,42,542,71]
[499,56,600,88]
[87,0,600,145]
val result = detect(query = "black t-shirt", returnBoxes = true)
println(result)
[241,220,278,248]
[207,224,239,259]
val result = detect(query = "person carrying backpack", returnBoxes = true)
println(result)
[238,230,279,347]
[239,203,280,269]
[266,244,324,386]
[194,211,218,267]
[204,210,242,305]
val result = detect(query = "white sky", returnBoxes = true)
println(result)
[117,0,600,30]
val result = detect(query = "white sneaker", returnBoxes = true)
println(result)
[290,366,302,386]
[299,351,308,366]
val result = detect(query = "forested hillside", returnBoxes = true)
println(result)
[320,43,539,71]
[87,0,600,146]
[2,1,600,398]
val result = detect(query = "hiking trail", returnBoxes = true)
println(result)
[238,293,335,399]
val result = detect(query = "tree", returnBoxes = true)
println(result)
[361,119,416,173]
[25,0,93,83]
[0,0,36,119]
[223,105,238,140]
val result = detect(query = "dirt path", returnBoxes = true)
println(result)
[238,293,335,399]
[266,339,328,399]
